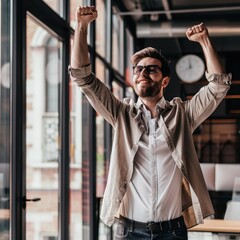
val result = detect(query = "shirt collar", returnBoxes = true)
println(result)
[136,96,168,111]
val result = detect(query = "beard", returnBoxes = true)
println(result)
[134,78,162,98]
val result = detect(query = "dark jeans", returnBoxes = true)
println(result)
[114,216,188,240]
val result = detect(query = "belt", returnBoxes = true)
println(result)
[118,215,185,233]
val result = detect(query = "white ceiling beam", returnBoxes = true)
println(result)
[117,5,240,16]
[136,22,240,37]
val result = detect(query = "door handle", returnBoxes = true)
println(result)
[22,196,41,209]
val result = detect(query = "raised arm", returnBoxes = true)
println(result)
[71,6,97,68]
[186,23,224,74]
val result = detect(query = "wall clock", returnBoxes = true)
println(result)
[175,54,205,83]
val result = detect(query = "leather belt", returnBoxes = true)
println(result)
[118,215,185,233]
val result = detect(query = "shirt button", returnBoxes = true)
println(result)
[116,198,121,203]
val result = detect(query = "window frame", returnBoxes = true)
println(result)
[9,0,135,239]
[11,0,71,239]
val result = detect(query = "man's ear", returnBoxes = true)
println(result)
[161,76,170,88]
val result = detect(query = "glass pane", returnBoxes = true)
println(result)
[95,58,106,200]
[69,54,83,239]
[26,17,61,240]
[112,14,124,74]
[70,0,85,29]
[96,58,106,83]
[0,0,10,239]
[42,0,61,15]
[126,86,135,99]
[96,0,105,58]
[125,29,134,87]
[112,81,123,99]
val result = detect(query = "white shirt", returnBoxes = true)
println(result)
[119,104,182,222]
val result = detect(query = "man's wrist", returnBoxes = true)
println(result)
[75,22,88,31]
[199,36,211,49]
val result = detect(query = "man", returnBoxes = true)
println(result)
[69,5,231,240]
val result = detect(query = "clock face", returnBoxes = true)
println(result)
[176,54,205,83]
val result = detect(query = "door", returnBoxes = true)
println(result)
[25,17,62,240]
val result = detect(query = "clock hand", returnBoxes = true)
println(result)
[188,58,192,69]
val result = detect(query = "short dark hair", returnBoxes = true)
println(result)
[131,47,170,77]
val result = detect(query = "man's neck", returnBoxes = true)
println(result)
[140,96,162,118]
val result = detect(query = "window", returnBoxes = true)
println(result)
[45,37,59,113]
[0,0,10,238]
[69,42,84,239]
[42,0,61,15]
[69,0,85,28]
[112,81,123,99]
[2,1,135,239]
[125,29,134,88]
[96,0,105,58]
[112,13,124,73]
[26,17,61,239]
[43,236,58,240]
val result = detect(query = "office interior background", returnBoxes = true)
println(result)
[0,0,240,239]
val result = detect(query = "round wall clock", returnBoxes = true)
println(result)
[175,54,205,83]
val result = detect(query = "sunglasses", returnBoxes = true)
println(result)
[132,65,162,75]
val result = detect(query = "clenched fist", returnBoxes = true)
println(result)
[76,6,98,25]
[186,23,209,43]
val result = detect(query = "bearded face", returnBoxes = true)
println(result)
[133,77,163,98]
[132,57,167,99]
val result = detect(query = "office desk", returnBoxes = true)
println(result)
[189,219,240,234]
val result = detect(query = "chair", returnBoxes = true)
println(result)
[224,201,240,220]
[232,177,240,201]
[224,177,240,221]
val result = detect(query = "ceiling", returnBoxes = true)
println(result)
[114,0,240,118]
